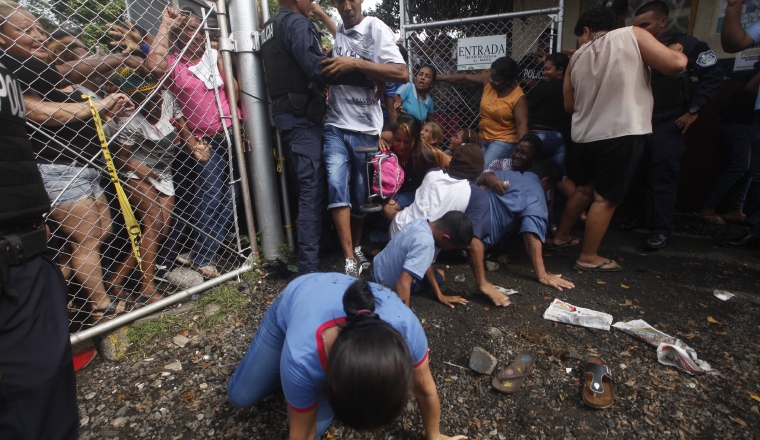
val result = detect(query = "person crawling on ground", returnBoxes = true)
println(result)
[370,211,473,308]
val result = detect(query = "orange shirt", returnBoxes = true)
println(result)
[478,83,524,143]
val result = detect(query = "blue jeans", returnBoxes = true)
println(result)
[191,138,233,267]
[531,131,568,177]
[323,125,379,218]
[227,295,334,438]
[482,140,516,171]
[702,123,751,212]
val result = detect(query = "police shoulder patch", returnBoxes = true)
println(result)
[696,50,717,67]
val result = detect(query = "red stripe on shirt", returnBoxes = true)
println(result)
[316,317,347,371]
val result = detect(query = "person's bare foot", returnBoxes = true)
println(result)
[480,282,512,307]
[724,211,746,224]
[549,235,581,247]
[574,257,622,271]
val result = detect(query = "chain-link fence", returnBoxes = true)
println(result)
[5,0,255,341]
[402,9,561,143]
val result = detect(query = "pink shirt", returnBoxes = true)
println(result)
[166,52,233,137]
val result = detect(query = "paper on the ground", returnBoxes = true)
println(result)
[495,286,518,295]
[543,299,613,331]
[713,290,735,301]
[613,319,713,375]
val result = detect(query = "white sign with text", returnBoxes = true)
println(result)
[457,35,508,70]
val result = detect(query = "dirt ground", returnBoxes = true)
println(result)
[74,213,760,439]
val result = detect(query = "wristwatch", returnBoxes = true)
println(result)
[688,105,700,115]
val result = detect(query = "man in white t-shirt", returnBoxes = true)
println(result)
[320,0,408,277]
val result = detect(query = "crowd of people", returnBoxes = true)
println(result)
[2,0,760,438]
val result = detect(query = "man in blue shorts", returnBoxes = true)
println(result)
[372,211,472,308]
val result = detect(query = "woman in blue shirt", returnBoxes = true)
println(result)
[227,273,465,440]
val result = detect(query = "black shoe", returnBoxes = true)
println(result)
[618,217,642,232]
[645,233,668,250]
[719,233,760,249]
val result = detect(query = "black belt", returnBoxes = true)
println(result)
[0,223,48,299]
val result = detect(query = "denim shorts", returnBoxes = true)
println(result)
[482,140,516,171]
[323,125,379,218]
[531,131,568,178]
[38,164,104,207]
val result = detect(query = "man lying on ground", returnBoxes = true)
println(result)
[474,160,575,308]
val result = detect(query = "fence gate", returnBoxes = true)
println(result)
[401,6,563,143]
[13,0,257,343]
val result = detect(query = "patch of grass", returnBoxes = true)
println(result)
[126,277,252,359]
[127,314,191,359]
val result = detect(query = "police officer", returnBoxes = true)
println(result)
[632,0,723,249]
[0,59,78,438]
[261,0,370,273]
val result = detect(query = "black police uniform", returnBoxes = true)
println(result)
[647,33,723,243]
[261,7,328,274]
[0,57,78,439]
[261,7,370,273]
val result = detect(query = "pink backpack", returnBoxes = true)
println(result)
[370,153,404,199]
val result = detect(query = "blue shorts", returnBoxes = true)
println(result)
[38,164,104,207]
[323,125,379,218]
[393,191,416,209]
[531,131,568,178]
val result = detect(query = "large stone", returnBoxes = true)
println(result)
[172,334,190,348]
[485,261,500,272]
[165,267,204,289]
[164,361,182,372]
[99,327,130,362]
[204,303,222,317]
[486,327,503,339]
[469,347,498,375]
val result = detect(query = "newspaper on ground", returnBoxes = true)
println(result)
[543,299,613,331]
[612,319,713,375]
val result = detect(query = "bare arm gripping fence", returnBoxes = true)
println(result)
[82,93,143,273]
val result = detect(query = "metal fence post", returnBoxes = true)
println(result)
[227,0,285,261]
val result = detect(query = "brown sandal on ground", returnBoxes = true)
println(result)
[491,351,536,394]
[583,357,614,409]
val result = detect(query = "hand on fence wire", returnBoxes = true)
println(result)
[188,136,211,162]
[108,20,143,54]
[162,6,189,31]
[100,93,135,121]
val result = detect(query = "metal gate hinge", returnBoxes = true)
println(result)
[227,31,260,53]
[218,35,235,53]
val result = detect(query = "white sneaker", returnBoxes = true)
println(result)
[345,258,361,278]
[354,246,370,270]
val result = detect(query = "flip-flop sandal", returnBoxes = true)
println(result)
[91,296,138,322]
[491,351,536,394]
[73,348,97,372]
[573,260,623,272]
[583,357,614,409]
[545,237,581,251]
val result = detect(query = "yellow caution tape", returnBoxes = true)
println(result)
[83,94,143,273]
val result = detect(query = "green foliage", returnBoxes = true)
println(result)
[366,0,400,32]
[23,0,126,49]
